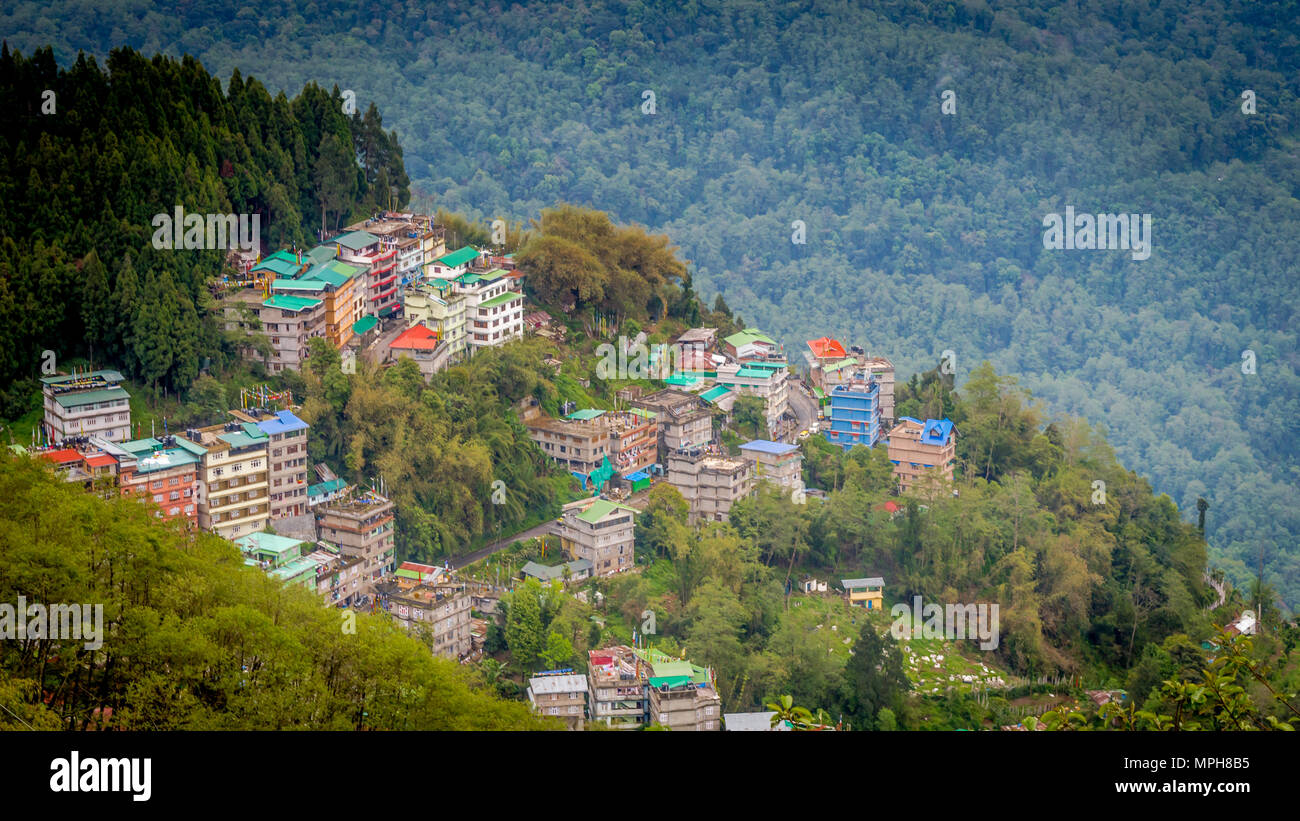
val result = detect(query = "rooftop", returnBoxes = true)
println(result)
[390,324,440,351]
[437,246,480,268]
[739,439,798,456]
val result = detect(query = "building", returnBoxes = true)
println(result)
[403,279,468,362]
[715,362,790,437]
[452,267,525,351]
[587,647,650,729]
[221,289,326,375]
[380,575,473,660]
[738,439,802,491]
[816,349,896,428]
[387,323,450,379]
[675,327,717,349]
[824,375,882,451]
[189,421,271,540]
[236,532,319,590]
[665,448,755,525]
[306,542,365,608]
[113,436,204,527]
[521,404,611,478]
[345,212,445,302]
[520,559,594,585]
[639,649,721,731]
[724,711,790,731]
[557,497,637,577]
[231,409,310,520]
[427,245,481,280]
[40,370,132,443]
[307,477,348,507]
[527,674,589,730]
[270,256,366,349]
[329,230,401,320]
[841,577,885,610]
[886,417,956,495]
[722,328,783,362]
[630,389,713,458]
[315,490,396,596]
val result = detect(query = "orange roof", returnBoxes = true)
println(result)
[390,324,440,351]
[39,448,82,464]
[807,337,846,359]
[84,453,117,468]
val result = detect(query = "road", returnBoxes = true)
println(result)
[448,519,557,570]
[786,379,820,440]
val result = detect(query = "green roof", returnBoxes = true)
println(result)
[268,555,320,585]
[437,246,480,268]
[476,268,508,282]
[575,498,637,524]
[663,374,698,387]
[627,407,657,420]
[51,387,128,408]
[566,408,606,421]
[40,369,125,386]
[700,385,733,403]
[250,257,302,278]
[218,430,268,449]
[263,294,322,312]
[236,531,307,558]
[306,245,338,264]
[352,316,379,335]
[724,329,777,348]
[272,278,327,293]
[330,230,380,251]
[478,291,522,308]
[307,260,362,287]
[307,478,347,497]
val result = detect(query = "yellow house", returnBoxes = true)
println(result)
[842,577,884,610]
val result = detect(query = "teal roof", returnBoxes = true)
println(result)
[307,478,347,497]
[51,387,128,408]
[478,290,522,308]
[268,555,320,584]
[306,245,338,264]
[663,374,698,387]
[437,246,480,268]
[566,408,606,421]
[330,230,380,251]
[218,429,268,449]
[724,329,777,348]
[352,316,379,335]
[263,294,322,312]
[700,385,733,403]
[272,278,327,293]
[251,257,301,278]
[40,369,125,386]
[575,498,637,524]
[236,531,307,557]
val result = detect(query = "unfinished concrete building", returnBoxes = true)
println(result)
[665,447,755,524]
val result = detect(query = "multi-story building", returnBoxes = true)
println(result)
[521,404,610,478]
[427,245,481,280]
[587,647,650,729]
[556,497,637,577]
[824,375,882,451]
[886,417,956,495]
[236,531,319,590]
[527,673,588,730]
[189,421,271,540]
[40,370,132,443]
[641,652,721,731]
[404,279,468,361]
[738,439,802,491]
[387,323,450,380]
[327,230,399,320]
[665,448,755,525]
[221,289,326,375]
[306,542,365,609]
[452,267,525,351]
[715,362,790,437]
[316,490,396,596]
[817,349,895,428]
[380,576,473,660]
[270,256,365,349]
[231,409,310,520]
[722,328,783,362]
[345,212,445,302]
[113,436,204,527]
[630,389,713,458]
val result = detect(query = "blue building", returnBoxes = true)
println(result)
[823,376,881,451]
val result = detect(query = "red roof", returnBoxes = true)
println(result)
[390,325,440,351]
[84,453,117,468]
[39,448,82,464]
[880,500,900,513]
[807,337,847,359]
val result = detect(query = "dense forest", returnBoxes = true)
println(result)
[7,0,1291,608]
[0,456,553,730]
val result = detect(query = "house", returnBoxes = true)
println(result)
[426,245,482,280]
[724,711,790,731]
[675,327,717,349]
[316,490,396,597]
[587,647,650,729]
[841,577,885,610]
[722,328,783,363]
[520,558,594,584]
[630,389,713,458]
[188,421,271,540]
[221,290,326,374]
[557,498,637,577]
[715,362,790,436]
[527,673,589,730]
[638,648,721,731]
[305,541,365,609]
[236,532,321,590]
[886,417,956,495]
[378,575,473,660]
[452,267,525,352]
[387,322,450,379]
[41,370,132,443]
[738,439,802,491]
[824,374,882,451]
[307,477,348,507]
[232,408,310,520]
[328,230,401,320]
[665,447,755,524]
[404,278,469,362]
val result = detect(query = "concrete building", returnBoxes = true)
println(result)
[587,647,650,729]
[40,370,132,443]
[738,439,802,491]
[306,542,365,609]
[557,497,637,577]
[665,447,755,525]
[817,350,895,428]
[427,245,481,280]
[724,711,790,731]
[520,558,593,585]
[114,436,204,527]
[722,328,783,362]
[452,267,524,352]
[345,212,445,303]
[521,404,611,478]
[221,290,325,375]
[715,362,790,437]
[630,389,714,458]
[640,650,721,731]
[231,409,310,520]
[269,255,366,349]
[329,230,401,320]
[824,375,882,451]
[380,575,473,660]
[387,323,450,380]
[886,417,956,495]
[315,490,396,595]
[236,531,320,590]
[527,673,589,730]
[189,421,271,540]
[403,279,468,362]
[841,577,885,610]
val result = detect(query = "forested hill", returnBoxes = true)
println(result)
[2,0,1299,608]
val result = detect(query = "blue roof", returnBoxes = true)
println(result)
[256,410,309,435]
[899,416,923,425]
[625,469,651,481]
[739,439,798,455]
[921,418,954,446]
